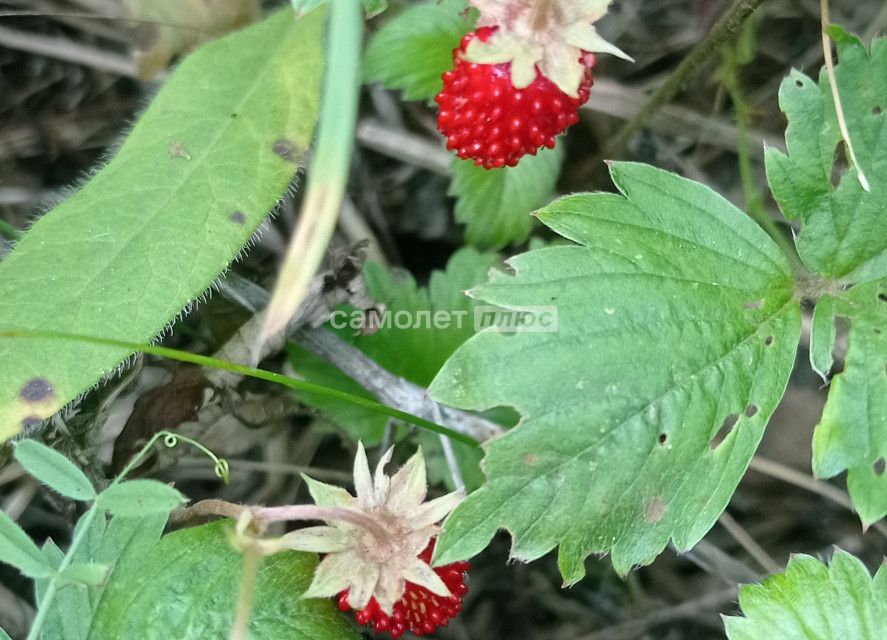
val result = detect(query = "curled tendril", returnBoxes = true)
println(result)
[116,430,230,484]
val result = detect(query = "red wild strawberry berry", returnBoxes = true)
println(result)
[337,539,470,639]
[436,27,596,169]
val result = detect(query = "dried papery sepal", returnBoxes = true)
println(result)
[465,0,632,96]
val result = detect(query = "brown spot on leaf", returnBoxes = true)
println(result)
[744,404,758,418]
[229,211,246,225]
[21,378,54,403]
[743,300,763,310]
[874,457,886,476]
[523,453,540,465]
[764,335,774,346]
[658,433,667,445]
[272,139,299,163]
[644,498,666,524]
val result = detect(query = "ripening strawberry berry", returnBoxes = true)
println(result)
[338,539,470,639]
[436,27,596,169]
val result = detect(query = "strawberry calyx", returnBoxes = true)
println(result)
[337,539,470,638]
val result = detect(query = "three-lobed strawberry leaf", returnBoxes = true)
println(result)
[430,162,800,577]
[767,30,887,522]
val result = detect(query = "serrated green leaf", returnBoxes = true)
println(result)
[451,146,564,249]
[89,520,356,640]
[765,32,886,282]
[13,440,96,501]
[58,563,110,587]
[767,31,887,522]
[0,508,53,579]
[289,248,496,488]
[725,549,887,640]
[430,162,801,577]
[96,480,186,516]
[0,9,323,442]
[364,0,472,101]
[811,281,887,524]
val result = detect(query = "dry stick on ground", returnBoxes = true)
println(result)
[219,271,504,443]
[748,455,887,539]
[0,23,138,77]
[569,586,739,640]
[717,510,780,573]
[581,0,768,183]
[294,325,504,443]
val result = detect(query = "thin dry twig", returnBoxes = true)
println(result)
[748,455,887,538]
[569,586,738,640]
[820,0,870,191]
[0,24,138,77]
[295,325,504,443]
[598,0,768,165]
[717,510,780,574]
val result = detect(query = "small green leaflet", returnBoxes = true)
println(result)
[430,162,800,577]
[724,549,887,639]
[765,30,886,282]
[13,440,96,501]
[767,30,887,523]
[0,9,322,442]
[0,509,53,579]
[96,480,186,516]
[363,0,473,101]
[451,146,565,249]
[289,248,497,488]
[89,521,356,640]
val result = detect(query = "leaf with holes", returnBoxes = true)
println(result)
[0,8,323,442]
[429,162,800,577]
[451,145,564,249]
[765,29,886,282]
[363,0,473,101]
[724,549,887,639]
[809,281,887,525]
[768,30,887,523]
[89,520,356,640]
